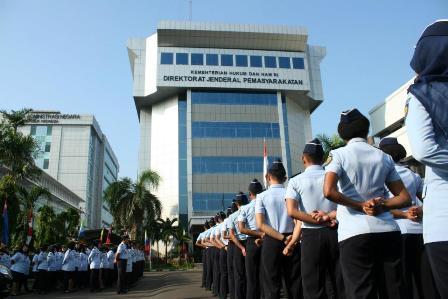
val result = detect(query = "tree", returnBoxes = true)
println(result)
[172,227,191,262]
[54,207,80,241]
[316,133,346,162]
[103,170,162,239]
[158,217,177,263]
[35,205,57,247]
[146,220,163,261]
[0,109,33,133]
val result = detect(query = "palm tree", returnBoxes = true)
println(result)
[0,109,33,133]
[35,205,57,247]
[316,133,346,163]
[54,208,80,241]
[158,217,177,263]
[146,220,163,261]
[173,227,191,262]
[103,170,162,239]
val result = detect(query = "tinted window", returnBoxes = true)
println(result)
[191,53,204,65]
[264,56,277,68]
[206,54,219,66]
[250,56,262,67]
[43,159,49,169]
[278,57,291,69]
[176,53,189,65]
[45,142,51,152]
[235,55,248,67]
[292,57,305,69]
[221,54,233,66]
[161,52,173,64]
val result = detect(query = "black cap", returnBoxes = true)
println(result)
[303,138,324,155]
[417,20,448,44]
[235,192,249,205]
[340,109,364,124]
[379,137,399,149]
[268,158,283,172]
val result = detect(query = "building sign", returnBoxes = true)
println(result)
[28,113,81,124]
[157,67,309,91]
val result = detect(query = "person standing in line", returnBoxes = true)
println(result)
[106,246,115,287]
[31,250,38,291]
[204,218,216,292]
[88,241,101,292]
[56,245,64,290]
[62,241,77,293]
[10,245,28,296]
[211,213,225,297]
[323,109,410,299]
[21,245,30,293]
[195,220,209,288]
[115,235,129,294]
[405,20,448,299]
[379,137,440,299]
[238,179,264,299]
[228,193,249,299]
[255,160,303,299]
[36,245,49,295]
[47,245,58,292]
[100,246,109,290]
[223,204,238,299]
[0,246,11,269]
[78,246,89,289]
[125,242,134,289]
[286,139,344,299]
[214,211,228,299]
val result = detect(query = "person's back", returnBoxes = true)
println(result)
[257,186,293,234]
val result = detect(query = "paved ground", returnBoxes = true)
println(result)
[20,270,214,299]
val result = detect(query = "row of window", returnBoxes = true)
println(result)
[192,193,237,211]
[192,91,278,106]
[192,156,281,173]
[161,52,305,69]
[192,122,280,139]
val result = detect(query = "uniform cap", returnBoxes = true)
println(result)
[417,20,448,44]
[303,138,324,155]
[340,109,364,124]
[379,137,399,149]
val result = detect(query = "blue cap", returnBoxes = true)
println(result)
[379,137,399,148]
[417,20,448,44]
[340,109,364,124]
[303,138,324,155]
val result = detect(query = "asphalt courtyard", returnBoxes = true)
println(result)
[21,269,215,299]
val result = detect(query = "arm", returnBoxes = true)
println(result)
[383,180,411,210]
[406,97,448,170]
[283,220,302,256]
[323,172,363,211]
[238,221,263,238]
[255,213,286,242]
[214,234,226,249]
[229,228,246,256]
[286,198,329,225]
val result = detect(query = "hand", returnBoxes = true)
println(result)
[311,210,327,222]
[255,238,263,247]
[224,246,228,251]
[326,219,338,228]
[282,243,295,256]
[283,235,292,246]
[362,197,384,216]
[407,206,422,222]
[241,248,247,257]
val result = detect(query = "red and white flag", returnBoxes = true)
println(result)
[26,210,33,245]
[263,138,268,189]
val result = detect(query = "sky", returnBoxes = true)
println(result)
[0,0,446,179]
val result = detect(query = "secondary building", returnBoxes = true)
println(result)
[127,21,326,230]
[18,111,119,228]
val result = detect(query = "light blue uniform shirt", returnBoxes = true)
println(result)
[32,255,38,272]
[117,242,128,260]
[11,252,28,274]
[47,252,58,272]
[62,249,77,272]
[37,252,48,271]
[100,252,109,269]
[286,165,337,229]
[107,250,115,270]
[406,95,448,244]
[326,138,401,242]
[255,184,294,234]
[387,165,423,234]
[78,252,88,271]
[220,219,229,245]
[228,210,248,240]
[238,199,257,231]
[0,253,11,268]
[214,222,228,245]
[56,252,64,271]
[88,247,101,269]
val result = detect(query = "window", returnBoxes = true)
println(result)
[43,159,49,169]
[264,56,277,68]
[176,53,189,65]
[292,57,305,69]
[235,55,248,67]
[192,193,236,211]
[221,54,233,66]
[278,57,291,69]
[191,53,204,65]
[206,54,219,66]
[192,156,281,174]
[160,52,173,64]
[191,91,277,106]
[250,55,262,67]
[45,142,51,152]
[30,125,36,135]
[46,126,52,135]
[192,122,280,138]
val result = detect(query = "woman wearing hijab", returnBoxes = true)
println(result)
[406,20,448,298]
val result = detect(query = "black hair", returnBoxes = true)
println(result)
[218,211,226,220]
[248,179,263,195]
[92,240,99,247]
[337,115,370,141]
[303,152,324,165]
[267,159,287,183]
[380,144,407,163]
[226,207,233,217]
[204,221,210,229]
[234,192,249,205]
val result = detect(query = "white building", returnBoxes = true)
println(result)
[17,111,119,228]
[369,78,424,174]
[127,21,326,231]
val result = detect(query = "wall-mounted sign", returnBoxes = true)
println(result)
[28,113,81,124]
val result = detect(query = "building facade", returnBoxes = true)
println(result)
[128,21,326,229]
[369,78,424,175]
[17,111,119,228]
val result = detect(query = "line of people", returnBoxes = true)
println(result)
[0,235,145,296]
[194,20,448,299]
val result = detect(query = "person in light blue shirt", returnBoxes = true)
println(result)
[237,179,264,299]
[106,247,115,287]
[323,109,410,299]
[286,139,344,299]
[116,235,129,294]
[255,159,302,299]
[36,245,49,294]
[46,245,58,291]
[62,242,77,293]
[10,246,28,296]
[100,246,109,290]
[406,20,448,298]
[0,247,11,269]
[88,240,101,292]
[78,247,88,289]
